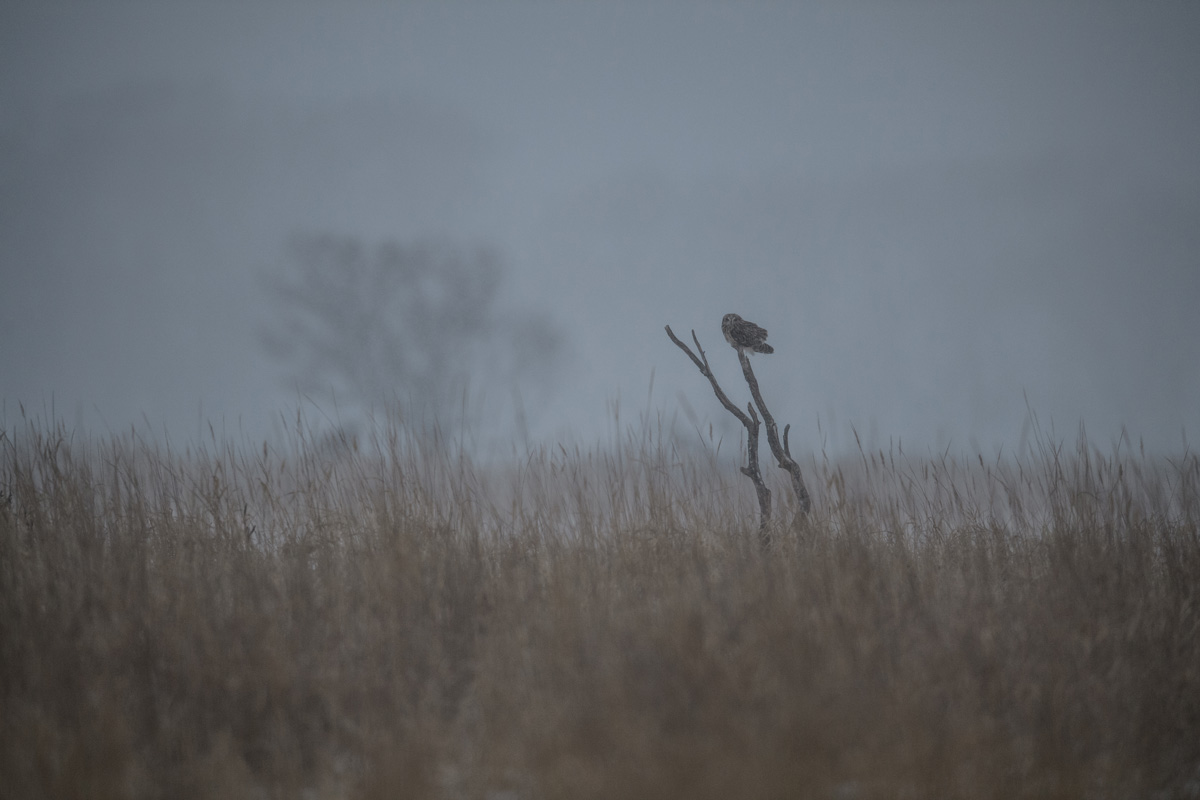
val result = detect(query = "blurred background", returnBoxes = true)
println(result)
[2,2,1197,455]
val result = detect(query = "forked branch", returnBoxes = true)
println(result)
[734,350,812,516]
[666,325,772,540]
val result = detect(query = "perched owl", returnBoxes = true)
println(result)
[722,313,774,354]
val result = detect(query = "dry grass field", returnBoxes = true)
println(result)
[2,409,1198,799]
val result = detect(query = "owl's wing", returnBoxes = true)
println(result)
[742,320,768,342]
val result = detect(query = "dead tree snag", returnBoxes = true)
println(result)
[666,324,811,542]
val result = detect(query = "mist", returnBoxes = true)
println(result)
[2,2,1197,455]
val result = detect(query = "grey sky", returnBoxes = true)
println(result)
[2,2,1197,454]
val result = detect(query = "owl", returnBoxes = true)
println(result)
[722,313,774,354]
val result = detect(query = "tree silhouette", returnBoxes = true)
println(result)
[666,324,811,544]
[261,233,562,429]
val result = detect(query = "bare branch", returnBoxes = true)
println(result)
[735,350,812,516]
[666,325,771,540]
[665,326,753,430]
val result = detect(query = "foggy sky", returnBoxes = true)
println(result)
[2,2,1198,455]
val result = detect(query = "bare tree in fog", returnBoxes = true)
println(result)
[261,233,562,429]
[666,322,811,545]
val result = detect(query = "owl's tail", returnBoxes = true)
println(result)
[753,343,774,354]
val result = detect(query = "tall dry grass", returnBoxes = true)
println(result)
[1,408,1198,799]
